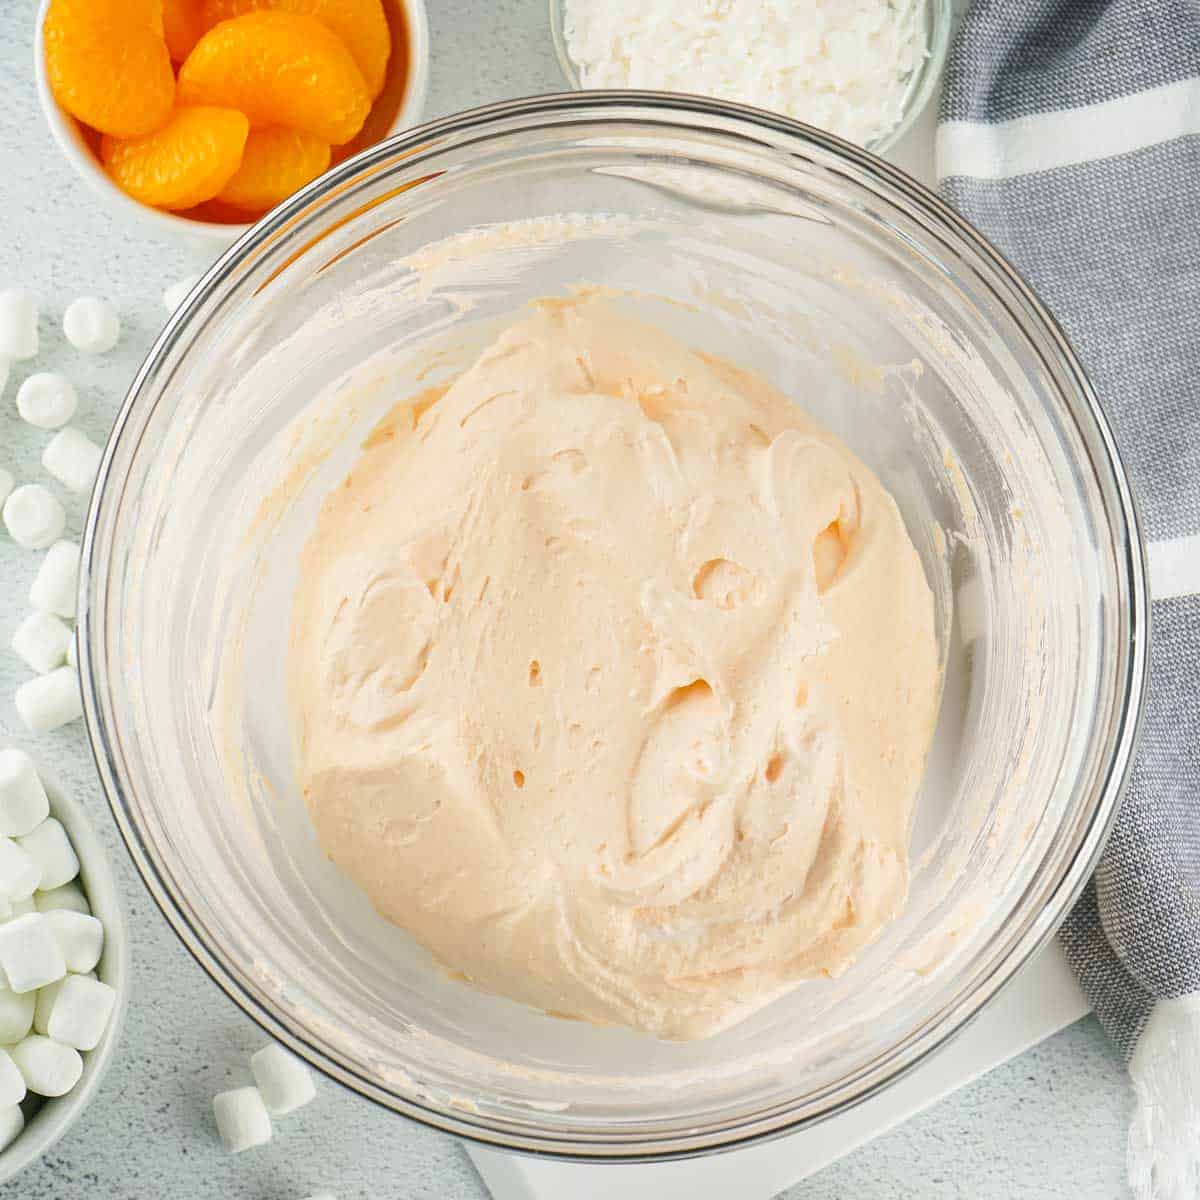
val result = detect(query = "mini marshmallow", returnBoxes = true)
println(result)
[12,610,72,675]
[0,896,11,922]
[42,427,102,495]
[8,896,35,918]
[0,1049,25,1109]
[0,987,35,1045]
[0,468,12,508]
[19,819,79,891]
[10,1035,81,1097]
[65,633,77,670]
[3,484,66,550]
[15,668,82,734]
[0,840,41,901]
[0,749,50,838]
[213,1086,272,1153]
[35,882,89,915]
[45,910,102,974]
[33,970,92,1035]
[62,297,120,355]
[30,540,80,618]
[163,274,202,313]
[0,914,66,993]
[0,1105,22,1153]
[0,290,38,360]
[15,373,77,430]
[250,1043,316,1115]
[46,974,114,1052]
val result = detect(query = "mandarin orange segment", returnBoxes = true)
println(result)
[101,105,249,210]
[163,0,206,60]
[199,0,390,97]
[177,12,371,145]
[217,126,331,212]
[44,0,174,138]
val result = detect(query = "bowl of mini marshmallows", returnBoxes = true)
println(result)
[0,747,127,1183]
[550,0,952,152]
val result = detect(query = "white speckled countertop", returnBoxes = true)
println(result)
[0,1,1133,1196]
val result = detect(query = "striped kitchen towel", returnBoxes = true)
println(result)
[936,4,1200,1197]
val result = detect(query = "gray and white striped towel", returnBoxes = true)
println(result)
[936,4,1200,1197]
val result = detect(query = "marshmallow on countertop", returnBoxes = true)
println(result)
[46,974,115,1051]
[0,469,13,508]
[10,1034,82,1097]
[15,373,77,430]
[43,427,102,495]
[19,818,80,891]
[0,749,50,837]
[213,1087,273,1153]
[12,610,72,675]
[0,987,35,1045]
[30,540,80,619]
[3,484,66,550]
[163,274,202,313]
[250,1043,317,1115]
[0,290,38,361]
[44,910,103,974]
[15,668,83,734]
[0,914,67,993]
[62,297,120,355]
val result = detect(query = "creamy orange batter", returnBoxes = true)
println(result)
[288,295,940,1039]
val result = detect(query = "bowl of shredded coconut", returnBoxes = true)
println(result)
[552,0,952,151]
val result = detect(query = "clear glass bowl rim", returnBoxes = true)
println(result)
[78,91,1149,1162]
[548,0,954,153]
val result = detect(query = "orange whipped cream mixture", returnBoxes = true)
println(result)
[288,295,940,1039]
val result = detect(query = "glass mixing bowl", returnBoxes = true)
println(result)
[79,94,1147,1160]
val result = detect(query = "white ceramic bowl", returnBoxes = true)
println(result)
[0,748,129,1185]
[33,0,430,249]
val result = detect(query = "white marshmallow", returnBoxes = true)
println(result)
[0,290,38,360]
[19,819,79,891]
[3,484,66,550]
[0,749,50,838]
[0,914,66,993]
[44,910,102,974]
[42,427,102,496]
[0,987,34,1045]
[163,274,202,314]
[12,610,72,675]
[0,1105,22,1153]
[30,540,80,619]
[15,668,82,734]
[0,468,12,508]
[0,1048,25,1109]
[66,632,77,670]
[46,974,114,1052]
[10,1035,81,1097]
[35,882,89,915]
[8,896,35,918]
[15,373,77,430]
[33,970,92,1035]
[0,840,41,901]
[62,297,120,355]
[0,896,11,922]
[213,1086,272,1153]
[250,1043,316,1115]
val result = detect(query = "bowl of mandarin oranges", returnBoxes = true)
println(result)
[35,0,429,242]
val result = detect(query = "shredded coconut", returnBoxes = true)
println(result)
[562,0,927,148]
